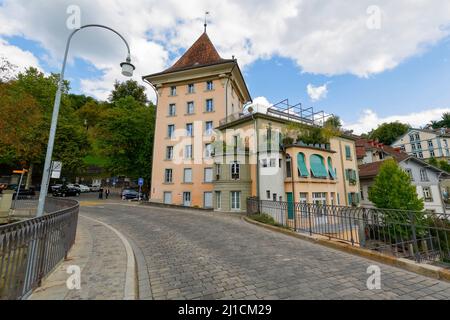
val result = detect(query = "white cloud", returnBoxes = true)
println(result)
[0,38,42,75]
[307,83,328,102]
[1,0,450,99]
[343,108,450,134]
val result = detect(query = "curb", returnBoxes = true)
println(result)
[243,216,450,282]
[81,215,137,299]
[126,236,153,300]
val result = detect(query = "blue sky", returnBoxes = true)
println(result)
[1,0,450,133]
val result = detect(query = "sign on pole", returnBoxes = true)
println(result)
[138,178,144,187]
[51,161,62,179]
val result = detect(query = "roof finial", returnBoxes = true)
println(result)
[204,11,210,33]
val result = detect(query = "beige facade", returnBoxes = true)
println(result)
[143,32,251,207]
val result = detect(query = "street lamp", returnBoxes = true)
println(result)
[36,24,135,217]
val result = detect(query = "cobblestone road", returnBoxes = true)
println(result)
[82,203,450,300]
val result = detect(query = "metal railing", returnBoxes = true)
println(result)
[247,198,450,265]
[0,198,79,300]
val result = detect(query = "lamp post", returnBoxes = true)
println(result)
[36,24,135,217]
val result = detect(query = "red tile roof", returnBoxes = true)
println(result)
[162,32,232,74]
[358,161,384,179]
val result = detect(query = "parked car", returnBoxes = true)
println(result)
[52,185,80,197]
[50,184,62,192]
[74,184,90,193]
[89,184,101,192]
[121,188,141,200]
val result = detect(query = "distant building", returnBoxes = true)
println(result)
[357,138,450,213]
[391,128,450,161]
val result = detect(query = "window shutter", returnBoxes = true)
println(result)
[310,154,328,178]
[297,153,309,177]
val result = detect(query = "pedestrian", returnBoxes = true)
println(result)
[105,188,110,199]
[99,188,103,199]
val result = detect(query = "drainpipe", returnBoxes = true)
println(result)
[339,139,348,206]
[252,113,260,200]
[225,61,237,123]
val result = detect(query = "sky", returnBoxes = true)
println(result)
[1,0,450,134]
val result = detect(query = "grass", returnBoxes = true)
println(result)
[248,213,289,229]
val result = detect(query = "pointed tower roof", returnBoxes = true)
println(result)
[161,32,233,75]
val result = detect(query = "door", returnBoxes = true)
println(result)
[286,192,294,219]
[183,192,191,206]
[204,192,213,208]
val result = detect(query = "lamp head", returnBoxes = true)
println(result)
[120,57,135,77]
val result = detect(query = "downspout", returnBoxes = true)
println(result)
[143,77,160,200]
[225,61,237,123]
[339,139,348,206]
[252,113,260,200]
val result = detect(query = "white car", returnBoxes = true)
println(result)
[76,184,91,193]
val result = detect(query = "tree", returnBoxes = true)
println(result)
[369,159,424,211]
[109,80,148,105]
[368,122,410,145]
[96,96,156,182]
[431,113,450,129]
[369,159,426,241]
[324,115,342,129]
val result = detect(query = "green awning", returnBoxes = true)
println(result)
[310,154,328,178]
[328,157,336,180]
[297,152,309,177]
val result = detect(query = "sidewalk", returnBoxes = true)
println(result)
[29,215,133,300]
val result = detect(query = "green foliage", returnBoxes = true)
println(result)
[369,159,426,241]
[368,122,410,145]
[249,214,288,229]
[284,122,339,146]
[431,113,450,129]
[324,115,342,129]
[428,158,450,173]
[109,80,148,105]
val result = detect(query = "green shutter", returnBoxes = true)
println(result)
[327,157,336,179]
[297,153,309,177]
[310,154,328,178]
[348,193,352,205]
[345,146,351,159]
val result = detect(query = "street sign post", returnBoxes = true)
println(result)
[51,161,62,179]
[138,178,144,201]
[12,169,28,209]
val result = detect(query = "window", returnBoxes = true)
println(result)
[215,164,221,178]
[400,145,406,152]
[430,150,435,157]
[184,168,192,183]
[186,123,193,137]
[360,188,364,201]
[168,104,176,116]
[266,190,271,199]
[412,144,416,151]
[279,159,282,168]
[205,121,213,135]
[286,156,292,178]
[187,101,194,114]
[270,158,276,167]
[272,194,277,202]
[231,191,241,210]
[164,169,173,183]
[330,192,336,205]
[204,143,213,158]
[423,187,433,202]
[163,192,172,204]
[297,153,309,177]
[185,145,193,159]
[299,193,308,204]
[310,154,328,178]
[312,192,327,206]
[345,146,352,160]
[420,169,428,181]
[231,162,240,180]
[166,146,174,160]
[215,191,221,209]
[168,125,175,138]
[204,168,213,183]
[170,86,176,96]
[418,152,424,159]
[405,168,413,181]
[327,157,336,180]
[206,81,214,91]
[261,159,268,168]
[346,169,357,185]
[206,99,214,112]
[187,83,195,94]
[416,142,422,150]
[204,192,213,208]
[415,133,420,141]
[428,140,434,148]
[409,134,415,142]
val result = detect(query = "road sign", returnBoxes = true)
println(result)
[138,178,144,187]
[13,169,28,174]
[51,161,62,179]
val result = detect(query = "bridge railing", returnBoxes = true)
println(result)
[0,198,79,300]
[247,198,450,265]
